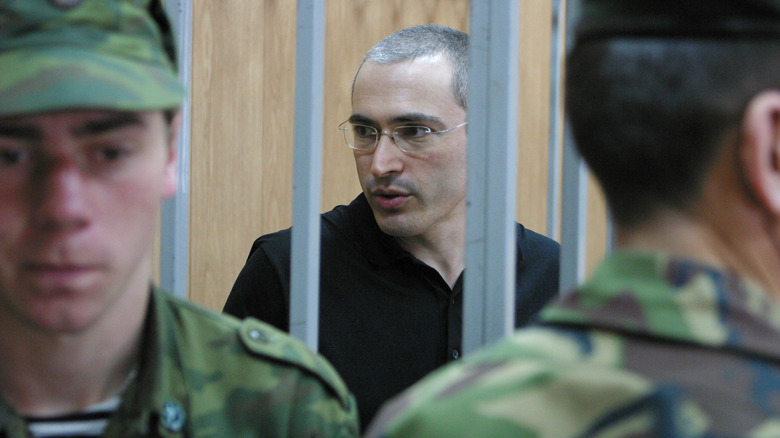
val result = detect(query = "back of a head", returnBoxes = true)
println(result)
[566,0,780,227]
[0,0,184,117]
[353,24,469,109]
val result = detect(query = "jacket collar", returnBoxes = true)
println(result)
[0,288,190,437]
[542,250,780,361]
[103,288,191,437]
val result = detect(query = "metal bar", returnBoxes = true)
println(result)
[289,0,325,351]
[558,0,589,294]
[463,0,521,355]
[160,0,192,299]
[559,124,588,293]
[546,0,564,241]
[606,217,615,252]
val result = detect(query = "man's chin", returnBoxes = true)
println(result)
[13,289,109,335]
[21,306,104,335]
[374,215,420,238]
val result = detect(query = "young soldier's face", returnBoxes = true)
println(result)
[0,110,177,333]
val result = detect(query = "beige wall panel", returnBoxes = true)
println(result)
[260,0,297,235]
[188,0,608,311]
[190,0,296,311]
[517,0,552,235]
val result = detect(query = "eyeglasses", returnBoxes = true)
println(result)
[338,121,467,155]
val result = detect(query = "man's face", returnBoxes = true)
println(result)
[351,57,468,241]
[0,110,177,334]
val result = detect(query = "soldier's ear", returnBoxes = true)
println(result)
[739,90,780,217]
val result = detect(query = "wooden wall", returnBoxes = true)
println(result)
[184,0,607,310]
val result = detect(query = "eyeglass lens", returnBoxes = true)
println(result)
[345,124,431,152]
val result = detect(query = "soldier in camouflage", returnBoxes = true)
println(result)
[366,1,780,437]
[0,1,358,437]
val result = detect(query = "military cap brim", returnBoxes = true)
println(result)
[0,47,184,117]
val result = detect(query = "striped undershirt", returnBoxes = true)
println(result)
[23,370,136,438]
[24,396,120,438]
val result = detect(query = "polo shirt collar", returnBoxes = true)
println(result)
[349,194,416,267]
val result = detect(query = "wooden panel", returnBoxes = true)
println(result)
[189,0,296,311]
[516,0,552,235]
[188,0,609,311]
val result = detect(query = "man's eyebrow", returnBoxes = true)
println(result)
[390,113,444,125]
[348,112,445,126]
[347,114,375,125]
[0,125,42,142]
[72,112,146,137]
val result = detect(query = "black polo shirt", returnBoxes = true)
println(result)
[223,194,560,430]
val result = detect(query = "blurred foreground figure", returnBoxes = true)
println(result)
[366,1,780,436]
[0,1,358,436]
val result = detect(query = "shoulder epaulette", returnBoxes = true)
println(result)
[237,318,353,409]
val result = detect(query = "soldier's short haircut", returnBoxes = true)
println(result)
[351,24,469,109]
[566,39,780,227]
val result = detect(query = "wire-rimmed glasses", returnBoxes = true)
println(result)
[338,121,467,155]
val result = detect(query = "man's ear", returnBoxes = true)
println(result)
[162,111,180,199]
[740,90,780,216]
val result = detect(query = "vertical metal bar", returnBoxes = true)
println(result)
[463,0,521,355]
[559,124,588,293]
[558,0,589,294]
[289,0,324,351]
[160,0,192,299]
[546,0,564,241]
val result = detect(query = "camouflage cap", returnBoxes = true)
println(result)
[0,0,185,117]
[573,0,780,43]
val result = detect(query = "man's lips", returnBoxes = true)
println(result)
[22,263,99,283]
[371,190,410,210]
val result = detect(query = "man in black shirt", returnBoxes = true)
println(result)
[224,24,560,430]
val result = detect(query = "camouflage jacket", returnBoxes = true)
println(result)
[366,251,780,437]
[0,289,359,437]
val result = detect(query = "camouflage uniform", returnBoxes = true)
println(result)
[0,289,359,437]
[366,251,780,437]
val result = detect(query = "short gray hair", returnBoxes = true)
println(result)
[352,24,469,109]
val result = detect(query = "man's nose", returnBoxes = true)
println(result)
[369,132,404,177]
[32,158,90,231]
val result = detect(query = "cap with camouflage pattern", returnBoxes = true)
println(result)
[572,0,780,43]
[0,0,185,117]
